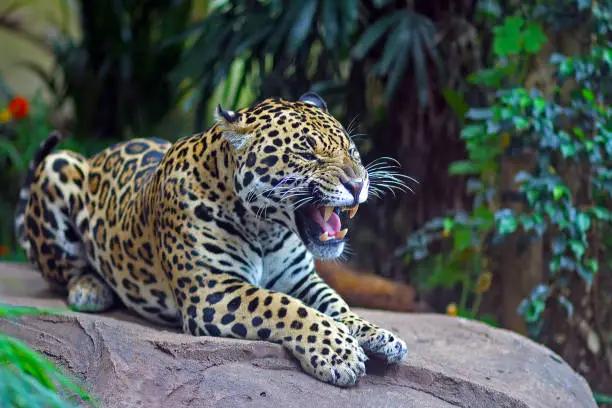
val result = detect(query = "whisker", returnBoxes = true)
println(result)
[365,156,401,170]
[346,114,360,137]
[293,196,314,211]
[347,133,368,141]
[369,175,418,189]
[369,171,419,184]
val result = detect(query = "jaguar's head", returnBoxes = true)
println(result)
[216,92,409,260]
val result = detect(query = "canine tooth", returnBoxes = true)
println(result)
[319,232,331,242]
[336,229,348,239]
[323,206,333,222]
[348,205,359,219]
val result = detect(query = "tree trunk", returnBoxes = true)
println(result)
[497,155,543,335]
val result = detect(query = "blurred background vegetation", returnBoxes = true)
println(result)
[0,0,611,405]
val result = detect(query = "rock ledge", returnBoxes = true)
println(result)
[0,263,597,408]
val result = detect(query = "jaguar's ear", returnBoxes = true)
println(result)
[215,104,239,124]
[215,104,249,150]
[298,92,328,112]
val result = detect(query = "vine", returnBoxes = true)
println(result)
[401,0,611,348]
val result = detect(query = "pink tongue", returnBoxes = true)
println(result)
[308,207,342,236]
[323,212,341,235]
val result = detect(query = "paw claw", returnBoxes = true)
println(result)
[337,316,408,364]
[292,318,366,387]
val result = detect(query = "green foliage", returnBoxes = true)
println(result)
[401,1,611,337]
[172,0,441,129]
[492,16,547,56]
[0,304,93,408]
[0,90,53,254]
[468,15,547,87]
[594,392,612,405]
[401,209,497,324]
[0,83,118,261]
[24,0,193,140]
[352,10,442,104]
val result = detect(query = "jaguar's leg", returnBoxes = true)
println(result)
[67,272,116,312]
[174,271,368,387]
[23,151,118,312]
[270,257,408,364]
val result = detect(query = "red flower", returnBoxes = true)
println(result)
[8,96,29,120]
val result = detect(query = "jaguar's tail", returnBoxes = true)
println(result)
[14,130,63,249]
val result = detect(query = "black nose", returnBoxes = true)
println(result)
[342,179,364,205]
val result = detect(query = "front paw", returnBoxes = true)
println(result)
[287,317,368,387]
[337,314,407,364]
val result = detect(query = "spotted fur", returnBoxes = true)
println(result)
[15,93,408,387]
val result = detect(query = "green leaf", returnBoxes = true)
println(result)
[477,314,500,327]
[409,25,429,106]
[0,139,25,172]
[460,124,485,139]
[477,0,501,18]
[549,256,561,274]
[466,108,493,120]
[338,0,359,37]
[385,22,411,102]
[286,0,317,54]
[552,185,565,200]
[266,2,302,53]
[576,213,591,232]
[468,68,504,86]
[493,16,524,56]
[551,237,567,255]
[533,97,546,115]
[594,393,612,404]
[321,0,339,49]
[559,60,574,76]
[512,116,529,130]
[442,88,469,119]
[474,205,495,229]
[576,264,594,285]
[443,217,454,233]
[452,226,473,252]
[371,21,404,77]
[590,206,612,221]
[549,53,566,64]
[573,127,585,139]
[585,258,599,274]
[522,22,547,54]
[581,88,595,102]
[0,304,63,318]
[449,160,480,175]
[352,13,401,59]
[560,143,575,158]
[524,299,546,323]
[519,284,550,323]
[496,210,517,235]
[569,240,585,259]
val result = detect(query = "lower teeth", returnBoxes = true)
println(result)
[318,229,348,242]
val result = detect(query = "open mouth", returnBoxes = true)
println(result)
[295,204,359,245]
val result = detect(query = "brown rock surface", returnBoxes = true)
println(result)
[0,263,597,408]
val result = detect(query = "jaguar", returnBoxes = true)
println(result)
[15,92,410,386]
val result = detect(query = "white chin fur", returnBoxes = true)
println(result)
[358,179,369,203]
[306,240,345,260]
